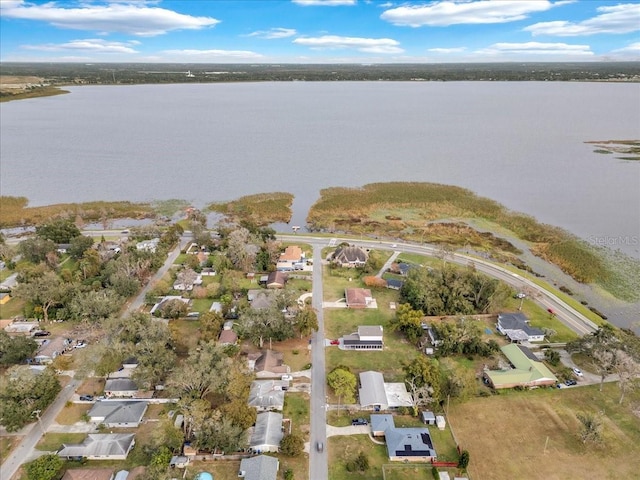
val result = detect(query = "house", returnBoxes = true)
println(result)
[4,321,40,335]
[358,371,412,411]
[248,380,287,411]
[170,456,189,468]
[136,238,160,253]
[342,326,384,350]
[104,378,139,398]
[496,313,545,343]
[218,329,238,346]
[249,412,284,453]
[58,433,136,461]
[201,267,216,276]
[484,344,558,389]
[56,243,72,254]
[385,279,404,290]
[266,271,288,289]
[149,296,190,315]
[33,336,68,364]
[276,245,305,271]
[209,301,223,313]
[88,400,147,428]
[370,414,437,462]
[332,245,368,268]
[61,468,114,480]
[248,290,274,310]
[173,269,202,291]
[252,350,290,378]
[239,455,279,480]
[345,288,375,308]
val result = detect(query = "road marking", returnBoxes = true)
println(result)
[328,238,337,247]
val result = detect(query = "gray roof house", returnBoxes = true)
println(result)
[332,246,368,267]
[248,380,286,412]
[359,371,412,411]
[249,412,284,453]
[370,414,437,462]
[239,455,279,480]
[88,400,148,428]
[497,313,545,343]
[58,433,136,460]
[253,350,290,378]
[104,378,139,398]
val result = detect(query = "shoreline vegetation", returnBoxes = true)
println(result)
[0,75,68,102]
[2,180,638,302]
[586,140,640,161]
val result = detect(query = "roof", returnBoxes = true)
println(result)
[250,412,284,448]
[58,433,135,459]
[248,290,273,310]
[386,279,404,289]
[218,329,238,344]
[105,378,138,392]
[370,414,437,459]
[248,380,286,409]
[370,413,394,433]
[239,455,280,480]
[279,245,303,262]
[266,271,287,287]
[345,288,372,307]
[254,350,287,373]
[333,245,368,264]
[498,313,544,337]
[61,469,114,480]
[358,325,383,337]
[359,371,388,409]
[486,344,558,388]
[88,400,147,425]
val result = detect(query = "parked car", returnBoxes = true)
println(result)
[351,418,368,426]
[79,395,94,401]
[572,368,583,377]
[316,441,324,452]
[565,379,577,386]
[33,331,51,337]
[330,339,340,345]
[74,342,87,349]
[281,374,293,381]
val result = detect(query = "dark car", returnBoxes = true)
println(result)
[316,441,324,453]
[33,331,51,337]
[565,379,577,386]
[351,418,368,426]
[79,395,94,401]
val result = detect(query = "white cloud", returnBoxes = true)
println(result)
[292,0,356,5]
[163,49,264,60]
[22,38,139,54]
[476,41,593,57]
[0,0,219,36]
[427,47,466,53]
[381,0,558,27]
[294,35,403,53]
[525,3,640,36]
[248,27,297,39]
[612,42,640,54]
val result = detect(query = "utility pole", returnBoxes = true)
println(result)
[31,409,44,435]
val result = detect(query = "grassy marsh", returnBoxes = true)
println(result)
[206,192,293,226]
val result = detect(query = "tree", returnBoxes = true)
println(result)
[405,377,436,416]
[327,367,357,405]
[389,303,424,343]
[200,310,224,342]
[458,449,470,469]
[25,454,63,480]
[156,298,189,319]
[166,342,231,399]
[296,307,318,338]
[544,349,561,366]
[13,270,72,323]
[0,331,38,366]
[613,350,640,404]
[69,289,123,321]
[18,237,56,264]
[36,218,81,244]
[68,235,94,259]
[439,358,476,402]
[576,412,602,445]
[226,227,259,272]
[567,325,620,392]
[402,356,441,402]
[280,433,304,456]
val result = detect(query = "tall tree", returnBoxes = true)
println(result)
[166,342,231,399]
[402,356,441,401]
[13,270,72,322]
[36,218,81,243]
[389,303,424,343]
[0,331,38,366]
[327,367,357,405]
[296,307,318,338]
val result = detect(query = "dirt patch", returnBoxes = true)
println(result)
[78,377,105,396]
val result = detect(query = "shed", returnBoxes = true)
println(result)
[170,455,189,468]
[421,411,436,425]
[436,415,446,431]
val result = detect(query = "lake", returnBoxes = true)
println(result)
[1,81,638,257]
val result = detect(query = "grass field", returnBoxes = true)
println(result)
[36,433,87,451]
[0,436,21,462]
[206,192,294,226]
[328,434,390,480]
[55,403,91,425]
[447,383,640,480]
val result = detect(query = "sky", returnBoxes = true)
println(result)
[1,0,639,63]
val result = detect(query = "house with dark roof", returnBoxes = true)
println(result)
[484,344,557,389]
[370,414,437,462]
[218,329,238,346]
[497,313,545,343]
[342,326,384,350]
[88,400,148,428]
[385,278,404,290]
[345,288,375,308]
[248,290,274,310]
[332,246,368,268]
[249,412,284,453]
[252,350,290,378]
[239,455,279,480]
[104,378,139,398]
[58,434,136,460]
[266,271,288,289]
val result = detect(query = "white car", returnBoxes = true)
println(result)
[572,368,583,377]
[74,342,87,349]
[281,374,293,381]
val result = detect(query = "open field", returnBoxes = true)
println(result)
[0,297,24,319]
[307,183,640,301]
[55,403,91,425]
[328,434,390,480]
[448,383,640,480]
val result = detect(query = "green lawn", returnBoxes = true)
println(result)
[36,433,87,451]
[328,434,391,480]
[0,297,24,318]
[190,298,213,313]
[283,392,310,436]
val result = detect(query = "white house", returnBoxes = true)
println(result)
[58,434,136,461]
[136,238,160,253]
[496,313,545,343]
[249,412,284,453]
[88,401,148,428]
[342,326,383,350]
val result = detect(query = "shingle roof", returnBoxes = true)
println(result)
[58,434,135,459]
[359,371,388,409]
[248,380,285,410]
[88,400,147,426]
[370,414,437,459]
[239,455,279,480]
[104,378,138,392]
[250,412,283,449]
[498,313,544,337]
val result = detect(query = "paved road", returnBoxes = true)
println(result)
[1,378,81,480]
[308,244,328,480]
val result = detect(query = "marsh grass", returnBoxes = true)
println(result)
[307,183,640,301]
[206,192,293,225]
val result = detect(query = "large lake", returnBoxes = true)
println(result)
[1,82,639,257]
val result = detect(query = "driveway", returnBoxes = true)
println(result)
[558,349,618,387]
[326,424,370,437]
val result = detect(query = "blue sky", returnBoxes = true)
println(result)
[1,0,639,63]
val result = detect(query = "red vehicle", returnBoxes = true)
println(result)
[547,308,555,315]
[330,339,340,345]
